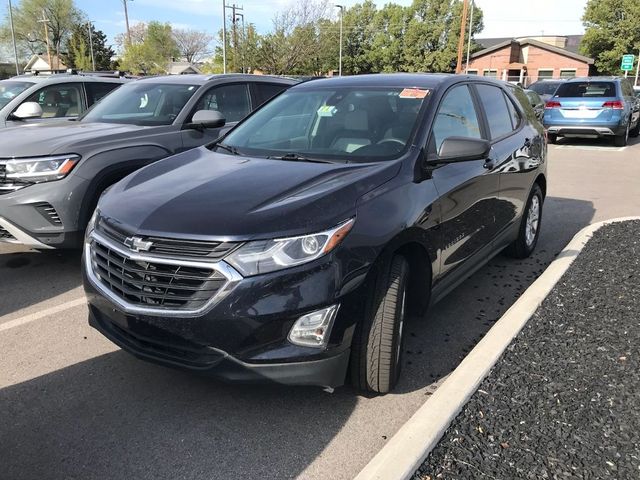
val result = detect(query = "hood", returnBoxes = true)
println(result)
[0,121,163,157]
[98,147,402,240]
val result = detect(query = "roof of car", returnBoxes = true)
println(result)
[564,76,623,83]
[133,74,298,85]
[6,74,125,84]
[293,73,512,90]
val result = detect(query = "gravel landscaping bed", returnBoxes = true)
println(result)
[413,220,640,480]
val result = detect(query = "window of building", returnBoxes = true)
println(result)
[537,69,554,79]
[559,69,577,79]
[466,69,478,75]
[483,69,498,78]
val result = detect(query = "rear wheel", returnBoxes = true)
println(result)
[350,256,409,394]
[505,184,543,259]
[614,122,629,146]
[547,133,557,144]
[629,118,640,138]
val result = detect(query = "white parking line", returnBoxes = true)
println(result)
[551,145,627,152]
[0,297,86,333]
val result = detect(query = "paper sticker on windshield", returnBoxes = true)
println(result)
[399,88,430,99]
[317,105,338,117]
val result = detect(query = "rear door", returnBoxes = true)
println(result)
[429,83,500,281]
[181,82,252,150]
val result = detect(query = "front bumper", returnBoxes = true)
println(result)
[88,304,350,387]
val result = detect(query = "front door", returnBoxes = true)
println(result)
[428,84,501,283]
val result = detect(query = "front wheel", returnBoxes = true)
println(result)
[629,117,640,138]
[350,256,409,394]
[505,184,543,259]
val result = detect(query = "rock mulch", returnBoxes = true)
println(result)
[413,220,640,479]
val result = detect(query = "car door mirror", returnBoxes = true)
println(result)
[434,137,491,163]
[12,102,43,120]
[187,110,226,130]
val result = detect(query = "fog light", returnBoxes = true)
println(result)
[288,305,339,348]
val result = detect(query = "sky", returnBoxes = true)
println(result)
[79,0,588,51]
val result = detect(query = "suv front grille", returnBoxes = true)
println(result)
[0,162,26,195]
[89,238,228,311]
[96,216,240,260]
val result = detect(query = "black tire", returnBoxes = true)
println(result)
[547,133,557,144]
[505,184,543,259]
[350,255,409,394]
[629,118,640,138]
[614,122,629,146]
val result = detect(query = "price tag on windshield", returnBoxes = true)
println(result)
[399,88,430,99]
[317,105,338,117]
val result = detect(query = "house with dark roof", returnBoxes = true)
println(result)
[464,36,594,86]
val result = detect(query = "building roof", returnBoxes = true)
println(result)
[471,37,593,65]
[167,61,202,75]
[24,54,68,72]
[477,35,584,54]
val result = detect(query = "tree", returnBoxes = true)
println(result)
[402,0,483,73]
[342,0,378,74]
[63,23,115,70]
[118,21,179,74]
[173,28,213,63]
[114,22,146,52]
[581,0,640,74]
[0,0,83,65]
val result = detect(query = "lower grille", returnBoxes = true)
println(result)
[89,238,228,311]
[0,225,16,240]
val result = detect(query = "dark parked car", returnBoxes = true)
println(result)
[543,76,640,145]
[83,74,547,393]
[528,79,565,102]
[524,89,545,121]
[0,74,296,248]
[0,73,127,128]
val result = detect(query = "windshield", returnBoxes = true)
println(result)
[0,81,34,109]
[218,86,429,162]
[554,81,616,98]
[80,82,199,125]
[529,82,563,96]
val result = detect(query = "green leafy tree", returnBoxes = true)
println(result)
[119,21,179,74]
[581,0,640,74]
[369,3,407,73]
[0,0,83,64]
[402,0,483,73]
[342,1,377,74]
[63,23,115,70]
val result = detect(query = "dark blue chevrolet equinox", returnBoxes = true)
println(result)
[83,74,547,393]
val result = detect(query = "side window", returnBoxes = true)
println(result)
[255,83,287,105]
[504,93,522,129]
[23,83,82,118]
[86,82,120,106]
[195,83,251,123]
[476,84,515,139]
[431,84,482,152]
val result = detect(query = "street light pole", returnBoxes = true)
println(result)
[222,0,227,74]
[8,0,19,75]
[87,22,96,71]
[335,4,344,76]
[122,0,131,45]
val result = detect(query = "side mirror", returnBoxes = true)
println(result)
[434,137,491,163]
[12,101,43,120]
[187,110,226,130]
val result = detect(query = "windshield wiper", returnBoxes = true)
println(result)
[213,142,241,155]
[266,153,333,164]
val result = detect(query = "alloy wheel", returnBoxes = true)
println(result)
[525,195,540,247]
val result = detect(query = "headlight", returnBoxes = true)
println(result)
[227,218,355,276]
[86,208,99,237]
[5,154,80,183]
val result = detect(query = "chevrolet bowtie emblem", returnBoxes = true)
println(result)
[124,236,153,252]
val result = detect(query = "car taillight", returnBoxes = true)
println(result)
[602,100,624,109]
[545,100,561,109]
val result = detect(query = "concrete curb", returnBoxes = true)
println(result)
[353,216,640,480]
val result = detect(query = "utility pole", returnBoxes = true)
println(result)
[455,0,469,74]
[464,0,474,74]
[335,4,344,76]
[38,9,53,72]
[122,0,132,45]
[222,0,227,73]
[8,0,20,75]
[87,21,96,71]
[225,3,243,73]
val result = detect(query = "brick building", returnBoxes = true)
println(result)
[463,36,594,86]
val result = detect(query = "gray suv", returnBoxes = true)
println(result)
[0,74,127,127]
[0,74,296,248]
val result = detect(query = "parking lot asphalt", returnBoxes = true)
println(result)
[1,137,639,480]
